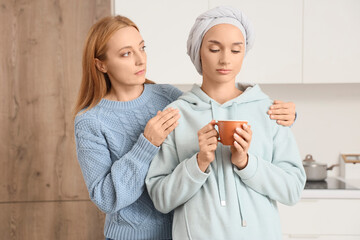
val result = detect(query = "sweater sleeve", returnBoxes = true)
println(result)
[75,117,159,214]
[168,85,183,101]
[234,126,306,206]
[145,136,210,214]
[155,84,183,102]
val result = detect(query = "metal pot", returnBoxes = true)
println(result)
[302,154,338,181]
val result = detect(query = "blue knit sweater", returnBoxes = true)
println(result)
[74,84,182,240]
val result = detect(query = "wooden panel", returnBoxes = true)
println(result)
[0,200,105,240]
[0,0,111,202]
[0,0,111,238]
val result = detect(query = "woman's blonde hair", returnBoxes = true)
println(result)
[73,15,153,117]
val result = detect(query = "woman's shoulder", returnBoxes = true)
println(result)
[74,106,101,131]
[148,84,183,101]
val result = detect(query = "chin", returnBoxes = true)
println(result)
[215,75,236,83]
[137,77,146,84]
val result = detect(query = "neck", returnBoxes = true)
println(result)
[105,83,144,102]
[201,79,242,104]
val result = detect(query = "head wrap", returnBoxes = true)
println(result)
[187,6,255,75]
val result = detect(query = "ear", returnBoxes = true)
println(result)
[94,58,107,73]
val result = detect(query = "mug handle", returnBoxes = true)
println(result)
[214,122,222,144]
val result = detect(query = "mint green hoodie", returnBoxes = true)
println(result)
[146,84,306,240]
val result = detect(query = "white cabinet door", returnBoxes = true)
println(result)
[278,199,360,236]
[209,0,303,84]
[283,235,360,240]
[114,0,208,85]
[303,0,360,83]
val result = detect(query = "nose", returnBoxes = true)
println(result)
[135,50,146,66]
[219,51,230,66]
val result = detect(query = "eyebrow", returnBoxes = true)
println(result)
[208,40,243,45]
[118,40,145,52]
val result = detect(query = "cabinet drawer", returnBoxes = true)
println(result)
[283,234,360,240]
[278,199,360,235]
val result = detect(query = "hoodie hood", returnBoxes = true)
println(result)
[179,83,269,111]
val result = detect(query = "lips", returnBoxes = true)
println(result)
[216,69,231,74]
[135,69,145,75]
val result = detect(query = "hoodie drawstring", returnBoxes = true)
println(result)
[234,173,247,227]
[211,100,247,227]
[231,103,246,227]
[231,102,247,227]
[210,101,227,207]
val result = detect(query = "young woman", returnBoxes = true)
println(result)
[146,6,306,240]
[74,15,297,240]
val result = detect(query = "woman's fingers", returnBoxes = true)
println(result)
[276,120,293,127]
[198,120,216,134]
[150,108,172,123]
[198,121,218,149]
[233,133,247,150]
[207,142,218,151]
[272,100,284,104]
[268,100,296,125]
[202,129,218,140]
[268,108,294,116]
[207,135,218,145]
[233,140,244,152]
[162,112,181,130]
[164,121,179,135]
[270,101,295,112]
[199,130,218,147]
[270,114,293,121]
[235,125,252,141]
[233,124,252,152]
[157,108,179,123]
[270,100,294,109]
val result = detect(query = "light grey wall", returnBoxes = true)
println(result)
[175,83,360,177]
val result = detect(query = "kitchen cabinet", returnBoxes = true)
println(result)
[278,199,360,239]
[303,0,360,83]
[283,235,360,240]
[209,0,303,84]
[114,0,208,85]
[114,1,360,84]
[114,0,302,84]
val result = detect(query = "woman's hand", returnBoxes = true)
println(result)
[197,120,218,172]
[268,100,296,127]
[230,124,252,170]
[144,108,180,147]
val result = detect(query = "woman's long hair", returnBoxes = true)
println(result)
[73,15,153,117]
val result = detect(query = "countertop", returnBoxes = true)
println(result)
[302,177,360,199]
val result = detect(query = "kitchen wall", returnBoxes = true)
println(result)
[175,83,360,177]
[1,0,358,238]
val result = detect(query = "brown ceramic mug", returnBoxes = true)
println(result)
[215,120,248,146]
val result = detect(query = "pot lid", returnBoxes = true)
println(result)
[302,154,326,167]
